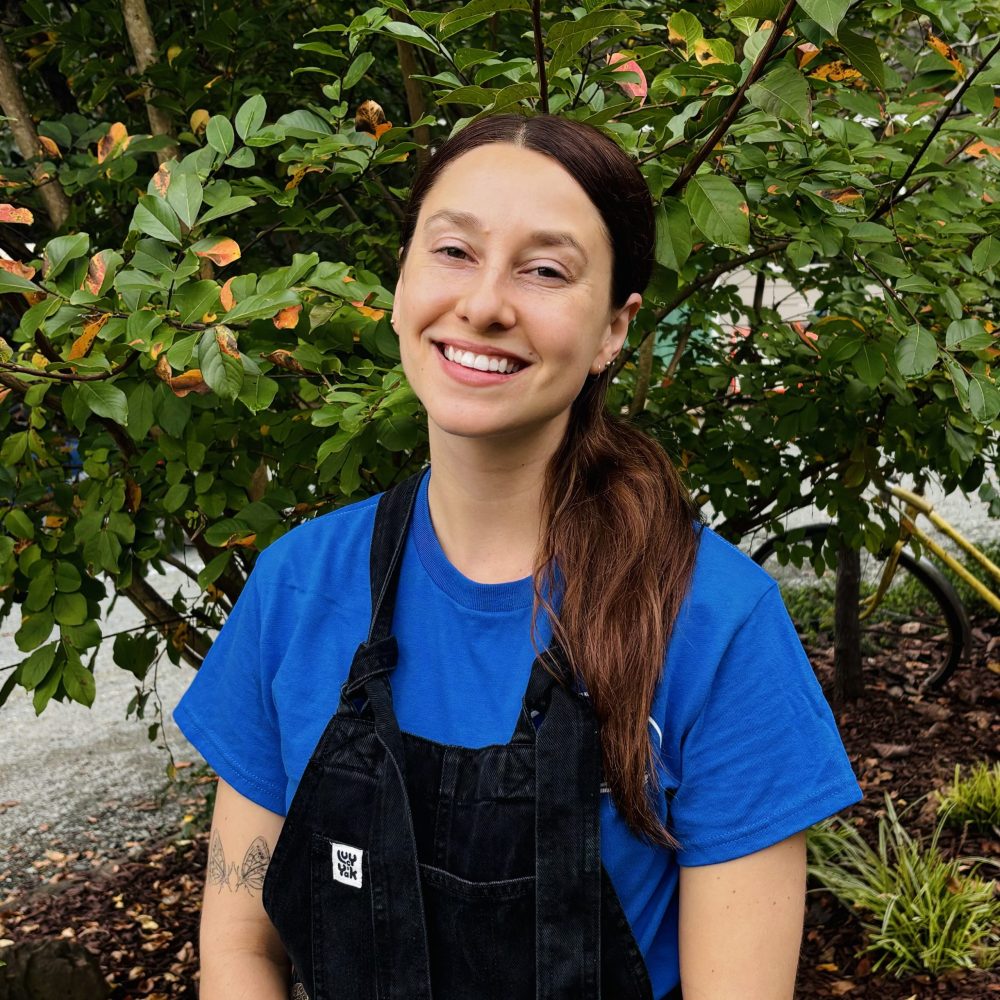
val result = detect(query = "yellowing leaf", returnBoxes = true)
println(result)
[226,532,257,548]
[190,109,210,135]
[284,164,323,190]
[0,259,36,281]
[68,314,109,360]
[84,252,111,296]
[220,277,237,311]
[97,122,130,164]
[152,162,171,197]
[215,325,240,359]
[37,135,61,159]
[928,34,964,76]
[273,304,302,329]
[351,301,385,321]
[0,204,33,224]
[692,40,721,65]
[194,238,241,267]
[797,42,820,68]
[966,140,1000,160]
[166,45,182,65]
[201,311,218,323]
[809,61,863,83]
[264,349,305,373]
[155,356,212,397]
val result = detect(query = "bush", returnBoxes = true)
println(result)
[937,762,1000,829]
[807,797,1000,976]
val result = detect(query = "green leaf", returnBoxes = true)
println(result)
[786,241,814,268]
[971,235,1000,273]
[684,175,749,249]
[548,11,640,72]
[946,319,993,350]
[43,233,90,280]
[668,10,704,46]
[380,20,440,53]
[225,147,255,169]
[724,0,782,18]
[235,94,267,140]
[207,115,235,156]
[747,62,811,124]
[78,382,128,424]
[797,0,851,36]
[131,195,182,244]
[848,221,894,243]
[197,196,257,227]
[55,562,82,592]
[16,609,53,652]
[343,52,375,89]
[852,341,885,386]
[165,170,203,228]
[62,648,95,707]
[4,507,34,540]
[223,289,299,324]
[655,198,693,271]
[438,0,530,39]
[198,550,232,589]
[173,279,222,324]
[163,483,190,512]
[838,27,885,89]
[969,374,1000,423]
[19,643,57,690]
[0,268,41,294]
[894,327,937,378]
[199,330,244,402]
[276,109,334,140]
[53,591,87,626]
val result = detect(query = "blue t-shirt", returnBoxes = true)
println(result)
[173,471,861,995]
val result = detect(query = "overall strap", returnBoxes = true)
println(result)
[339,468,426,709]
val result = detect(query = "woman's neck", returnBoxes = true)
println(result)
[425,422,564,584]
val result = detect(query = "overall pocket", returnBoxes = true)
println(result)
[419,863,535,1000]
[310,832,377,1000]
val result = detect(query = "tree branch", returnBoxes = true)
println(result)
[0,35,71,230]
[532,0,549,115]
[394,37,431,168]
[120,573,210,669]
[872,33,1000,219]
[664,0,797,197]
[120,0,178,163]
[0,351,139,382]
[627,334,654,417]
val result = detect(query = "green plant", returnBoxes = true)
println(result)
[937,762,1000,829]
[807,797,1000,976]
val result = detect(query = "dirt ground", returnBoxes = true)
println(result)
[1,616,997,999]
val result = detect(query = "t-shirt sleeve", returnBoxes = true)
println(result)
[172,556,287,815]
[669,582,862,867]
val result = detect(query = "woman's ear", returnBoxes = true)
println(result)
[592,292,642,373]
[391,260,403,332]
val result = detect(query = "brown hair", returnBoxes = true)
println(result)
[399,113,699,845]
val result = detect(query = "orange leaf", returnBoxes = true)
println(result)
[190,109,210,135]
[797,42,820,69]
[0,204,33,225]
[84,252,109,296]
[607,51,647,103]
[284,165,324,191]
[928,34,964,76]
[0,259,36,281]
[0,387,9,405]
[225,532,257,548]
[966,140,1000,160]
[152,163,171,197]
[38,135,61,159]
[351,301,385,321]
[194,238,241,267]
[43,515,67,529]
[215,325,240,359]
[201,311,218,323]
[150,341,166,360]
[272,304,302,329]
[373,122,393,141]
[264,349,305,373]
[810,61,862,83]
[68,314,109,360]
[125,478,142,513]
[818,186,864,204]
[220,277,237,311]
[97,122,130,164]
[168,369,212,397]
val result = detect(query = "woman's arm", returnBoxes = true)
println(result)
[678,831,807,1000]
[199,778,291,999]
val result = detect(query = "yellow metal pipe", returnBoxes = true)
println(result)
[909,526,1000,614]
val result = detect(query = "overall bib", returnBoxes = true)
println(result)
[262,472,681,999]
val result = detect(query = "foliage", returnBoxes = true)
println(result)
[808,797,1000,975]
[1,0,999,712]
[937,761,1000,828]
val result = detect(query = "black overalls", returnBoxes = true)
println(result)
[262,472,681,999]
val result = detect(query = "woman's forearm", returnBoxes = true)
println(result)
[199,945,290,1000]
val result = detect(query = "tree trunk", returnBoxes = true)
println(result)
[395,38,431,167]
[834,534,864,704]
[627,334,654,417]
[0,35,71,230]
[120,0,177,163]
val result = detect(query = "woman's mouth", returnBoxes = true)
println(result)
[437,342,525,375]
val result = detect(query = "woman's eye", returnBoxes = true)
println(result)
[531,266,566,280]
[434,246,468,260]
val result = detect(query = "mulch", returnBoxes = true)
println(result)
[1,618,997,999]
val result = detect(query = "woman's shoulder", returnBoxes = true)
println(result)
[686,522,777,620]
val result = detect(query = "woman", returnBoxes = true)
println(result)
[174,113,862,1000]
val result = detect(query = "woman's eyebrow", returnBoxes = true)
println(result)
[423,209,589,264]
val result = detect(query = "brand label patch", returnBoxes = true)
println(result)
[330,841,363,888]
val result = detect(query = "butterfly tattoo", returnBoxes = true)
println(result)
[209,832,271,894]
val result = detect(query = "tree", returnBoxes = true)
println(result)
[1,0,998,724]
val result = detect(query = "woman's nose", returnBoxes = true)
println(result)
[455,266,516,332]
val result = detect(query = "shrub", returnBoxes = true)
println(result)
[807,797,1000,976]
[937,762,1000,829]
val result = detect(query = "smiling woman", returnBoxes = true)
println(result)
[174,113,862,1000]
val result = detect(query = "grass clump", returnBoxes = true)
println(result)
[937,762,1000,829]
[807,797,1000,976]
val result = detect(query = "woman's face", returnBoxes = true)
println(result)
[392,142,641,446]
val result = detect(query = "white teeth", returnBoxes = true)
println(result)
[441,344,521,374]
